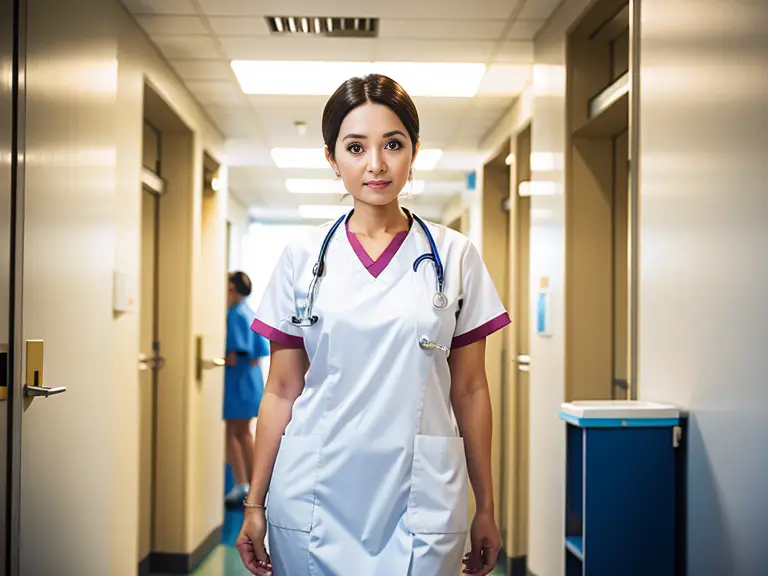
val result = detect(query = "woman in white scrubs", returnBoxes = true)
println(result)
[236,74,510,576]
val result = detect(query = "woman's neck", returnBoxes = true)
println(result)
[349,199,409,238]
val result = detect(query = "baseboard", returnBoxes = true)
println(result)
[497,548,528,575]
[139,525,222,574]
[138,554,151,576]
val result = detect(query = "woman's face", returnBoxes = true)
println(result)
[326,102,419,207]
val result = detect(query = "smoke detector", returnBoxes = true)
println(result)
[265,16,378,38]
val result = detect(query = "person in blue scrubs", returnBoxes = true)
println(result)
[224,271,270,506]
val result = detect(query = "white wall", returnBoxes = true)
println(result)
[638,2,768,574]
[227,189,248,271]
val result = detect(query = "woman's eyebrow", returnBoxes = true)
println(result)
[342,133,366,141]
[383,130,406,138]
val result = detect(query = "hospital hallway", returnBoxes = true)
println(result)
[1,0,767,575]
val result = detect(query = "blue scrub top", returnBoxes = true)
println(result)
[224,300,269,420]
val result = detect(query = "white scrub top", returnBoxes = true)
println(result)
[251,216,510,576]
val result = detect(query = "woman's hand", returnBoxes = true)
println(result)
[462,510,501,575]
[235,508,272,575]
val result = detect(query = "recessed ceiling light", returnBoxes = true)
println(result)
[272,147,442,170]
[232,61,486,98]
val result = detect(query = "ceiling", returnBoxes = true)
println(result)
[122,0,563,222]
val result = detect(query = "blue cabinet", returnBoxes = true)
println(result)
[559,401,679,576]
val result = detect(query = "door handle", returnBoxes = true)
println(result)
[24,339,66,399]
[138,352,165,372]
[195,335,225,381]
[24,384,67,398]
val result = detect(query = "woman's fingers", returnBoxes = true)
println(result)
[236,536,272,575]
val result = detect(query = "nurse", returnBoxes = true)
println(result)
[224,271,270,506]
[237,74,510,576]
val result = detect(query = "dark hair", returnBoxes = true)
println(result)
[322,74,420,159]
[228,271,252,297]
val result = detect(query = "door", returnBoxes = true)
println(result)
[1,0,20,569]
[139,120,165,566]
[139,184,162,565]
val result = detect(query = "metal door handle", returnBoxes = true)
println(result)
[201,357,225,370]
[24,384,67,398]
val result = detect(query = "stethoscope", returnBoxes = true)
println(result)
[291,208,450,354]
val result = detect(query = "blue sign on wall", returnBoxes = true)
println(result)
[465,171,476,191]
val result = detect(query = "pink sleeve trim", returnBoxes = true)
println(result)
[250,318,304,349]
[451,313,511,349]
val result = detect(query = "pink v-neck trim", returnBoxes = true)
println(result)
[346,223,409,279]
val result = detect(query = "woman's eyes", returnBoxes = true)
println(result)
[346,140,404,155]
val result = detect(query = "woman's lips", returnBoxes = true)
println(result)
[364,180,392,190]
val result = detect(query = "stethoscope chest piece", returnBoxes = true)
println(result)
[432,292,448,310]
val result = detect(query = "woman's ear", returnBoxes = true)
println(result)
[324,145,339,177]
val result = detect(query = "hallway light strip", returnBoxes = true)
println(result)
[231,61,486,97]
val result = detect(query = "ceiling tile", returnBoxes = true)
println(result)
[518,0,564,20]
[152,36,221,59]
[121,0,196,15]
[372,40,496,63]
[135,15,208,35]
[493,41,535,64]
[186,80,244,105]
[507,19,547,40]
[207,16,272,35]
[220,37,377,61]
[170,60,233,80]
[476,64,532,95]
[379,19,506,40]
[197,0,518,20]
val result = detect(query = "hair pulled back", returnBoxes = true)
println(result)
[321,74,420,159]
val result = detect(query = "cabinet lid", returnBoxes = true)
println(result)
[559,400,679,428]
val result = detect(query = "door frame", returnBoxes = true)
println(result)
[6,0,27,574]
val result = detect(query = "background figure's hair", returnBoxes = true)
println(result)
[228,270,252,296]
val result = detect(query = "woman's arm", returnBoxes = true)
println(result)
[449,338,500,575]
[449,339,494,514]
[246,343,309,506]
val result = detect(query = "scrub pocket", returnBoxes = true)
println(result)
[406,434,469,535]
[266,434,321,532]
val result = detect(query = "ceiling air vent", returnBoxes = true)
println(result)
[265,16,378,38]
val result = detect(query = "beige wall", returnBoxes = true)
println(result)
[114,4,226,562]
[476,1,598,574]
[18,0,226,573]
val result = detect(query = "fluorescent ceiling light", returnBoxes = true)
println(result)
[286,178,343,194]
[298,204,351,220]
[232,61,486,98]
[414,149,442,171]
[272,147,442,170]
[271,148,329,169]
[286,178,426,195]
